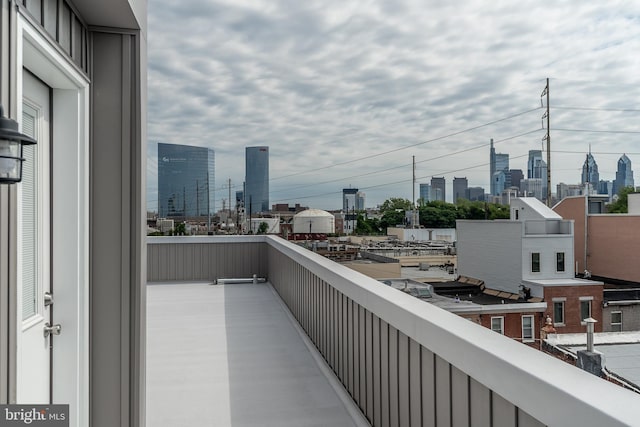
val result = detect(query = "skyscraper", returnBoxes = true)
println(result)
[419,183,432,204]
[245,146,269,213]
[430,177,446,202]
[453,177,468,204]
[158,142,215,219]
[527,150,547,201]
[509,169,524,191]
[613,154,634,196]
[356,191,366,210]
[490,139,509,196]
[581,151,599,190]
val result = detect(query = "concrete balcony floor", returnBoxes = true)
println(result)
[146,282,361,426]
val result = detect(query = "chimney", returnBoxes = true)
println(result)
[576,318,602,377]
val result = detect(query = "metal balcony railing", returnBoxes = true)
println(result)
[148,236,638,427]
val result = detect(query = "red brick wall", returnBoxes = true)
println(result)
[462,311,545,343]
[554,197,640,283]
[587,215,640,283]
[543,285,603,333]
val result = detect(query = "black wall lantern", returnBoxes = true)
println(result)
[0,104,37,184]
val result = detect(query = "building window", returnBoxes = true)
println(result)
[580,299,592,322]
[522,315,534,342]
[531,252,541,273]
[556,252,565,272]
[553,301,565,325]
[611,311,622,332]
[491,317,504,335]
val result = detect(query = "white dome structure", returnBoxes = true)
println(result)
[292,209,335,234]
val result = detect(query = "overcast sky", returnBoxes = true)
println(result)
[147,0,640,211]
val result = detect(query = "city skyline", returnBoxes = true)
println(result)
[147,1,640,210]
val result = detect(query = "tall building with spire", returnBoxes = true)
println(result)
[613,154,634,196]
[490,139,509,196]
[581,150,599,190]
[527,150,548,201]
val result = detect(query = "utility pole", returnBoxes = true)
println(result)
[541,78,551,206]
[412,155,417,228]
[227,178,231,231]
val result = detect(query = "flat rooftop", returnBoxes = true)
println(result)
[146,282,362,427]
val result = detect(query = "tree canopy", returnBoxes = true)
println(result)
[608,186,636,213]
[374,198,510,230]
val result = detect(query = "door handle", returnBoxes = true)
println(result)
[44,323,61,338]
[44,291,53,307]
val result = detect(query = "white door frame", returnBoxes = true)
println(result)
[15,16,90,427]
[16,70,52,404]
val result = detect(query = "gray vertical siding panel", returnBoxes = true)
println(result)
[451,366,469,427]
[389,326,399,427]
[147,241,268,282]
[435,355,451,427]
[373,315,382,427]
[347,299,354,397]
[470,378,491,427]
[409,339,421,427]
[365,310,374,422]
[518,408,545,427]
[398,332,410,427]
[353,302,361,406]
[359,305,367,414]
[493,393,516,427]
[421,348,436,427]
[381,320,390,427]
[343,296,349,392]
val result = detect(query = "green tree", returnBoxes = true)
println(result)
[355,214,382,235]
[608,186,636,213]
[378,197,413,230]
[174,222,186,235]
[379,198,413,214]
[257,222,269,234]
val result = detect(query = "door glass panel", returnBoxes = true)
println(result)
[21,105,38,320]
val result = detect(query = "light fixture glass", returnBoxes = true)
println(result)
[0,105,37,184]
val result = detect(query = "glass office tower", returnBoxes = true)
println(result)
[245,146,269,213]
[158,142,215,219]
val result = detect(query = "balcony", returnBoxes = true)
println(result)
[146,236,637,427]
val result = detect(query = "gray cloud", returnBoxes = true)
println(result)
[147,0,640,210]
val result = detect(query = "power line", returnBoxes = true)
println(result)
[552,106,640,113]
[554,128,640,134]
[270,106,542,181]
[269,128,542,197]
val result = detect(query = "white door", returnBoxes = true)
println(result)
[16,71,52,403]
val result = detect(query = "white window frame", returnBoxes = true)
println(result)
[556,252,566,273]
[491,316,504,335]
[552,297,566,326]
[579,296,593,324]
[611,311,623,332]
[522,315,534,343]
[531,252,541,273]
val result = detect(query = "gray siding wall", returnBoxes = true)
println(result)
[0,0,22,404]
[603,305,640,332]
[147,237,267,282]
[457,221,523,293]
[90,30,146,427]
